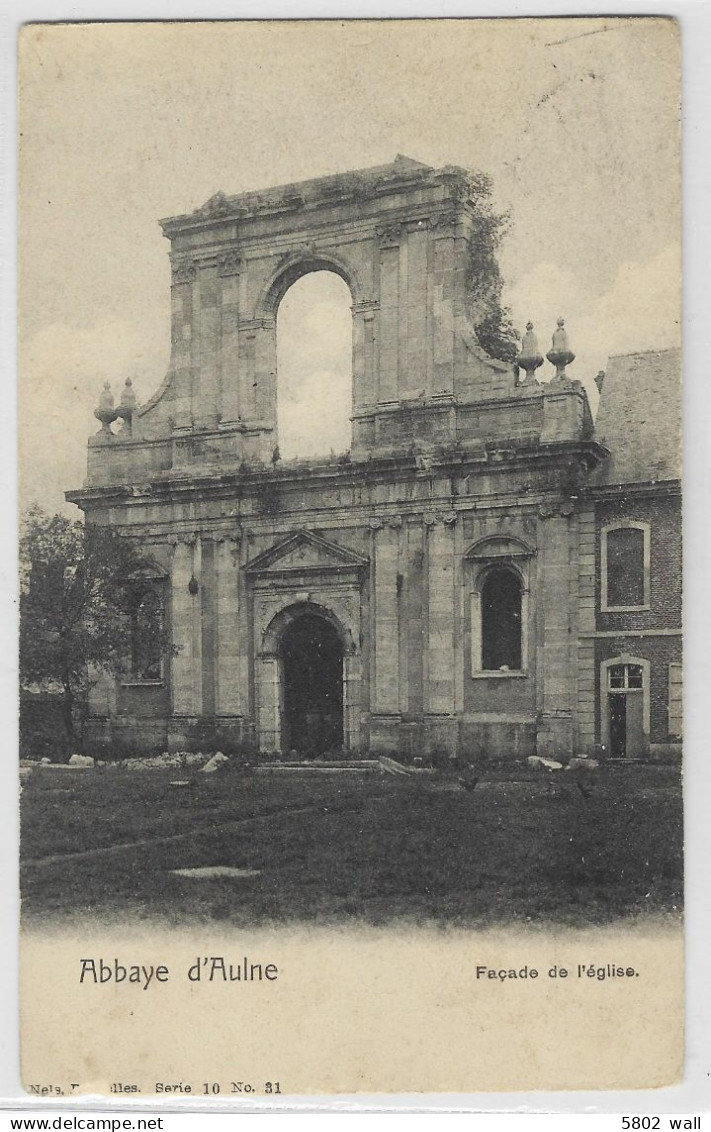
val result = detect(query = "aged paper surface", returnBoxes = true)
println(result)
[19,18,682,1096]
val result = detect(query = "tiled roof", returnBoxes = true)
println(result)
[592,348,681,485]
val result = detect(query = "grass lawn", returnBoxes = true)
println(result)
[20,763,683,928]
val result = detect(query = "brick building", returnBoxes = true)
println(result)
[66,158,681,762]
[581,349,682,759]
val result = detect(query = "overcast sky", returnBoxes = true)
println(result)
[19,18,680,513]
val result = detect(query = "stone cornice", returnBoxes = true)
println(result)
[158,161,485,241]
[66,439,609,512]
[586,479,681,499]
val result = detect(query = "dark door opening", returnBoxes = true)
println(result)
[609,694,627,758]
[608,693,645,758]
[281,613,344,756]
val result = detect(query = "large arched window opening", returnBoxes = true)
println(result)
[466,537,533,679]
[276,271,352,460]
[119,565,167,685]
[130,583,165,683]
[480,567,523,672]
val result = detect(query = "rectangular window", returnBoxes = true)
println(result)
[608,663,644,691]
[668,662,683,738]
[601,523,650,611]
[131,584,165,682]
[481,568,523,671]
[606,527,645,607]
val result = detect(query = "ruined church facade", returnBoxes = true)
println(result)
[68,157,640,761]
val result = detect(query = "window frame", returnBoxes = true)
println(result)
[600,520,651,613]
[470,562,529,679]
[607,662,644,691]
[120,569,168,688]
[668,662,683,739]
[599,654,651,752]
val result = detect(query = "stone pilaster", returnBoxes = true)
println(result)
[405,520,425,718]
[220,272,241,425]
[169,262,196,431]
[576,507,597,752]
[200,538,216,717]
[256,656,281,753]
[402,225,428,396]
[426,517,457,751]
[253,319,277,426]
[352,300,378,409]
[373,523,400,716]
[378,240,400,403]
[431,219,456,395]
[537,513,574,758]
[170,538,202,717]
[214,537,243,717]
[195,269,221,430]
[343,653,363,751]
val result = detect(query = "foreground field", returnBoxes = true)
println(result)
[20,763,683,927]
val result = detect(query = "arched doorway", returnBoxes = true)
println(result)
[280,611,344,756]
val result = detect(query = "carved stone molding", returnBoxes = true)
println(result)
[239,317,276,332]
[276,243,317,269]
[253,587,361,658]
[217,250,242,277]
[377,222,404,248]
[431,210,460,235]
[404,217,430,233]
[212,530,243,545]
[352,299,380,316]
[538,500,575,520]
[422,511,457,527]
[171,258,198,285]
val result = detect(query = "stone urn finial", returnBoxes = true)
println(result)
[546,317,576,379]
[117,378,137,431]
[94,381,118,435]
[516,321,544,385]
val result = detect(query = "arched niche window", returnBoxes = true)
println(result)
[601,521,650,612]
[276,270,352,460]
[124,567,167,684]
[481,568,523,671]
[466,536,533,678]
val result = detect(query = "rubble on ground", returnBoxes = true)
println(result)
[566,757,600,772]
[200,752,230,773]
[68,753,95,767]
[527,755,563,771]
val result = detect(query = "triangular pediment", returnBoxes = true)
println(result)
[246,530,369,576]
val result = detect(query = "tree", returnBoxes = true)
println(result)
[19,507,157,754]
[464,171,520,364]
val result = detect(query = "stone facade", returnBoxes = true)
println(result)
[68,158,681,762]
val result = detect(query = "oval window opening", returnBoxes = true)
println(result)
[276,271,352,460]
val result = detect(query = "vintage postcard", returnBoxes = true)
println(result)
[18,18,683,1096]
